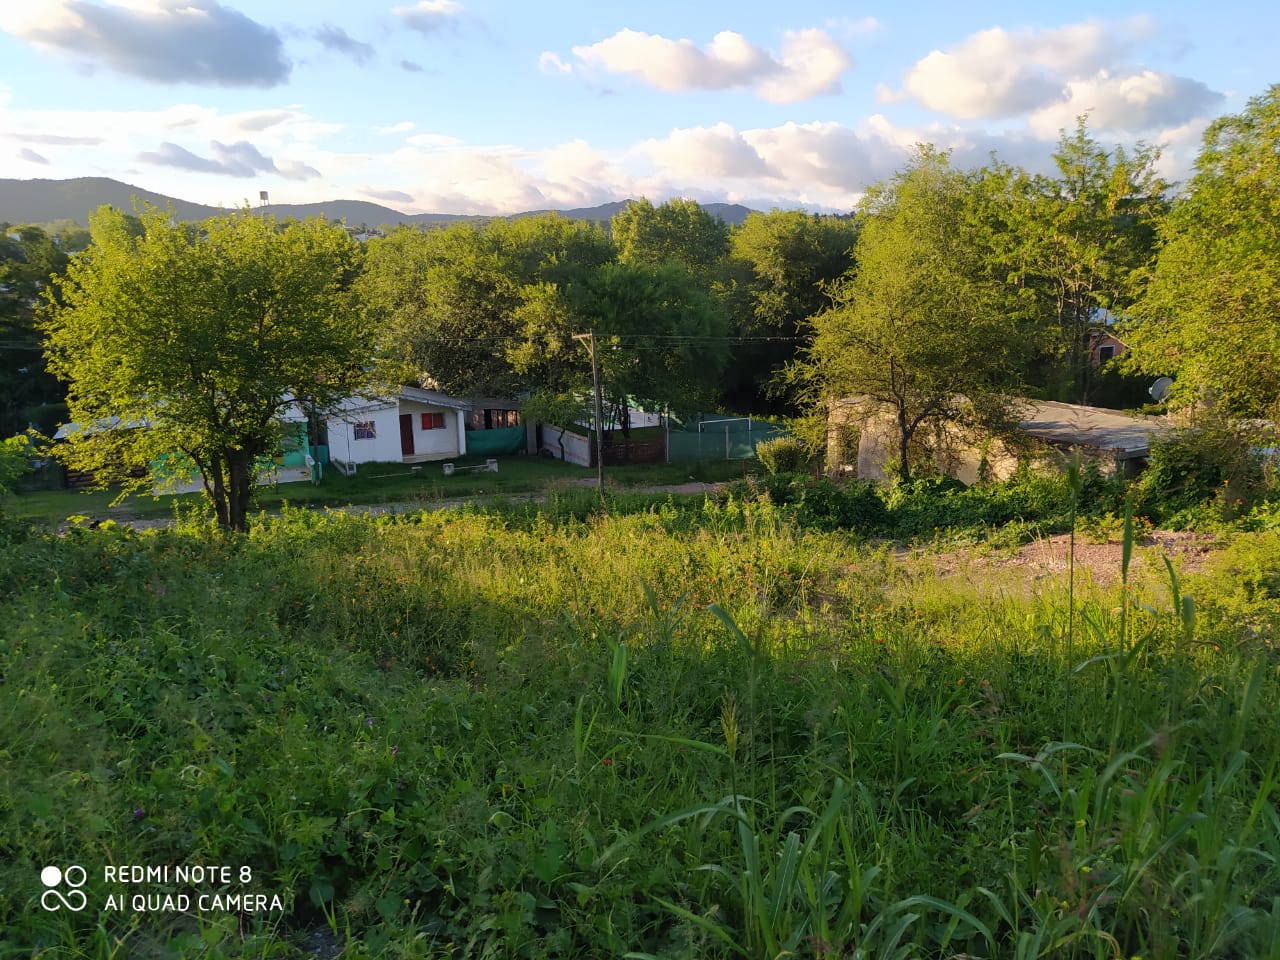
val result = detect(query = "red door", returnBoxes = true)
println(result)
[399,414,414,456]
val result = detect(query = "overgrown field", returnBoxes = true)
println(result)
[3,494,1280,958]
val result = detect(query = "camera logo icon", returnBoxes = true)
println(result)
[41,865,88,912]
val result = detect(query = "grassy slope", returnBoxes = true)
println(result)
[2,498,1278,958]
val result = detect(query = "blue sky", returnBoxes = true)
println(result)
[1,1,1274,214]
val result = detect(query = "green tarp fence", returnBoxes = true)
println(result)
[465,425,526,456]
[667,421,788,462]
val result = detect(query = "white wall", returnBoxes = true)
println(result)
[328,404,402,465]
[398,401,463,461]
[328,402,464,465]
[541,425,592,467]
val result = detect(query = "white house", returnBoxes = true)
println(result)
[326,385,470,474]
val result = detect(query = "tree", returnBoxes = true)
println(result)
[568,261,729,438]
[0,432,38,495]
[725,210,860,411]
[1125,85,1280,418]
[42,206,372,531]
[360,215,613,397]
[611,198,729,278]
[0,225,70,436]
[990,121,1163,402]
[800,148,1030,481]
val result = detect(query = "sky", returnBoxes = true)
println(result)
[0,0,1275,216]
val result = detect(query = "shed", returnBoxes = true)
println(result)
[829,397,1172,483]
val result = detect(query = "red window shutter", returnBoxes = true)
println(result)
[433,413,445,429]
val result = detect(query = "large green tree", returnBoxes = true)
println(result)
[725,210,860,411]
[42,206,371,531]
[986,122,1163,402]
[360,215,613,397]
[568,261,729,437]
[1125,85,1280,417]
[0,225,70,436]
[611,198,729,278]
[801,149,1031,481]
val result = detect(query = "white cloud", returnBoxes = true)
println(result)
[538,51,572,75]
[138,139,321,180]
[569,26,851,103]
[1029,69,1223,137]
[640,122,774,179]
[827,16,881,37]
[405,132,464,149]
[757,29,852,104]
[393,0,464,35]
[377,121,416,135]
[895,18,1155,119]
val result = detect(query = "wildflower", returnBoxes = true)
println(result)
[132,807,146,820]
[365,716,375,728]
[391,745,399,757]
[601,758,613,766]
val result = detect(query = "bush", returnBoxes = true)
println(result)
[796,476,888,532]
[755,436,808,475]
[1135,425,1267,524]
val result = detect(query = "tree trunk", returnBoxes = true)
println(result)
[206,459,230,529]
[896,406,913,483]
[225,450,253,532]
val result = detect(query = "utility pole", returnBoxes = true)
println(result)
[572,329,606,496]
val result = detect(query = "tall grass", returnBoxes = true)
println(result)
[1,500,1277,958]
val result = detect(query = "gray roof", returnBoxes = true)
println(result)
[1018,400,1170,458]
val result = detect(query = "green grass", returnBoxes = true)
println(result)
[6,456,758,526]
[2,501,1277,958]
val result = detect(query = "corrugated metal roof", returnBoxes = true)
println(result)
[1018,400,1170,457]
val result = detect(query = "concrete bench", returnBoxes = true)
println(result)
[442,459,498,476]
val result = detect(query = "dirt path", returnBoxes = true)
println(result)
[912,529,1221,587]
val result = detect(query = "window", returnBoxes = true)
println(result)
[421,412,446,430]
[1098,345,1116,362]
[354,421,377,440]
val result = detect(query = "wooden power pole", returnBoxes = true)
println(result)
[572,330,605,495]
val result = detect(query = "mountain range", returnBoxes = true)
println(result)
[0,177,756,230]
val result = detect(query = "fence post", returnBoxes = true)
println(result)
[725,424,730,460]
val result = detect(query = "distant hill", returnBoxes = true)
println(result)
[0,177,221,225]
[0,177,757,231]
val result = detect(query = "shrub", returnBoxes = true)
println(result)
[755,436,808,476]
[1136,425,1267,524]
[795,476,888,532]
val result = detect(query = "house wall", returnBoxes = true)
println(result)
[329,402,465,466]
[328,405,402,465]
[398,401,464,461]
[837,405,1029,484]
[828,399,1129,483]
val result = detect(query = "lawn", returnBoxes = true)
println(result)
[2,492,1278,958]
[7,455,757,526]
